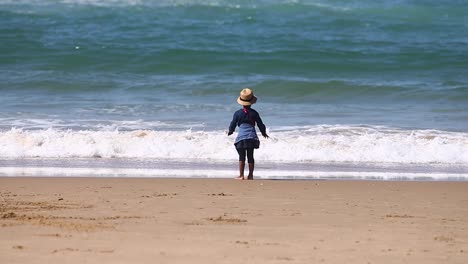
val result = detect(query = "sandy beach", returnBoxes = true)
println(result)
[1,177,467,264]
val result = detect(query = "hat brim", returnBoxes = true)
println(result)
[237,95,257,106]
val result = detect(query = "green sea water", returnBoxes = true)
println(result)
[1,0,467,130]
[0,0,468,168]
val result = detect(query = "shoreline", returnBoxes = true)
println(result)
[1,158,468,180]
[1,177,467,263]
[2,176,468,182]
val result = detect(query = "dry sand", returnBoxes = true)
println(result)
[1,177,467,264]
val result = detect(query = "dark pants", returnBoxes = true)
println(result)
[237,148,254,164]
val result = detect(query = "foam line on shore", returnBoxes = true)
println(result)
[1,166,467,180]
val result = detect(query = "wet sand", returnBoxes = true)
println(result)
[1,177,467,263]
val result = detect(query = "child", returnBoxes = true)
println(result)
[228,88,269,180]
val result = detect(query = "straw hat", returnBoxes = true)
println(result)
[237,88,257,106]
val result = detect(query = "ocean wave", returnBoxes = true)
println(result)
[1,126,467,164]
[0,0,285,8]
[2,69,466,104]
[1,0,464,14]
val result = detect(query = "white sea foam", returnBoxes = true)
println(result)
[0,0,250,7]
[2,166,468,181]
[0,0,353,9]
[0,118,195,131]
[1,125,467,164]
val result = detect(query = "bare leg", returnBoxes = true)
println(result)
[247,163,254,180]
[236,161,245,180]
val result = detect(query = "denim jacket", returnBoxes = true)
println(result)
[228,107,267,143]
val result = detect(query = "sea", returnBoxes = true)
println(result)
[1,0,468,180]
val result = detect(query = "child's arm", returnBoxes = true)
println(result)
[256,115,269,138]
[227,112,238,136]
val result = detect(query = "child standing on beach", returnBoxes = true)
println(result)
[228,88,269,180]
